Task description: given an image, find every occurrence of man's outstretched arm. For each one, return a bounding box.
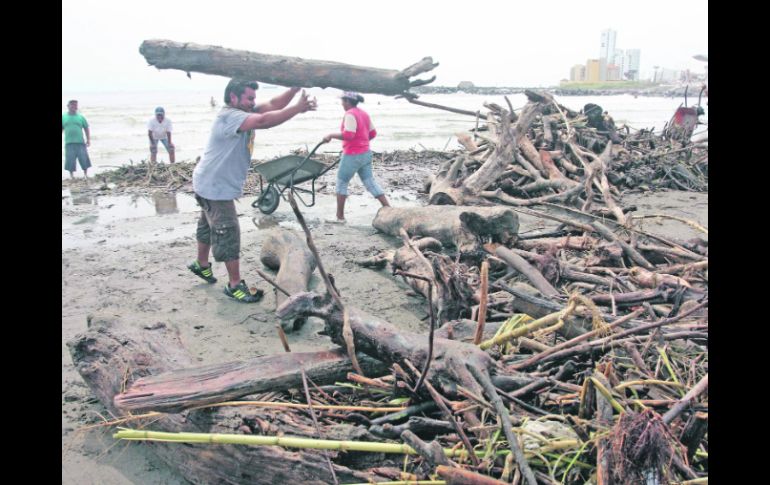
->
[254,87,302,113]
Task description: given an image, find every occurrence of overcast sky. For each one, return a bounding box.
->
[62,0,707,93]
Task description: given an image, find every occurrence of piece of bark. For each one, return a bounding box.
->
[594,373,614,485]
[519,136,546,175]
[437,465,508,484]
[115,349,386,413]
[494,246,560,298]
[539,149,570,180]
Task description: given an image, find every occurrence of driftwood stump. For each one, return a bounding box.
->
[261,228,317,331]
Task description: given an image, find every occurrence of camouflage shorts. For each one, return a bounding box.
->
[194,194,241,262]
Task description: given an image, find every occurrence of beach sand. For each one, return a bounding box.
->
[62,160,707,484]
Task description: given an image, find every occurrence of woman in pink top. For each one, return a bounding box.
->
[322,91,390,223]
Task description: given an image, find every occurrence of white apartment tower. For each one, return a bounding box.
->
[599,29,617,61]
[624,49,641,80]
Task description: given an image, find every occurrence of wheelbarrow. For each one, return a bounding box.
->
[251,141,339,214]
[664,85,706,143]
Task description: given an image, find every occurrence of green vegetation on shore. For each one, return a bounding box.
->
[558,81,655,90]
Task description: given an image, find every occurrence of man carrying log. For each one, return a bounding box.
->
[188,79,317,302]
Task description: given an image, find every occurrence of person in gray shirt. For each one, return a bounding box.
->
[188,79,317,303]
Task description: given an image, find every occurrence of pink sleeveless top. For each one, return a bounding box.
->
[340,107,377,155]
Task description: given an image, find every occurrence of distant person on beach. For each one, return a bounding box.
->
[210,96,217,107]
[147,107,175,163]
[322,91,390,224]
[62,99,92,179]
[188,79,317,303]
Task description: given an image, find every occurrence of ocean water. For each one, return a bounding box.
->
[61,88,708,180]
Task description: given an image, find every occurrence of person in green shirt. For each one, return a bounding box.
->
[62,99,92,179]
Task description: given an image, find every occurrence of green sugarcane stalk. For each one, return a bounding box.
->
[115,428,421,455]
[114,428,580,459]
[589,377,627,414]
[480,301,576,350]
[657,346,686,397]
[615,379,685,391]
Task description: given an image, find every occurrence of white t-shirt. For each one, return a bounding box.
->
[147,117,173,141]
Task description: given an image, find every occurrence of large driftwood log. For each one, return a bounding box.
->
[261,228,317,331]
[276,293,499,398]
[139,40,438,95]
[67,314,375,484]
[115,349,386,414]
[373,206,519,253]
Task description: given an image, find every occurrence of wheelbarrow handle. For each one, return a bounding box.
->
[308,139,327,158]
[289,139,331,187]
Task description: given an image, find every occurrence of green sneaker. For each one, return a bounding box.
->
[224,280,264,303]
[188,260,217,284]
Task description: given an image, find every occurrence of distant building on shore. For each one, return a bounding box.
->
[606,64,621,81]
[570,64,586,82]
[624,49,641,80]
[586,59,602,83]
[599,29,617,62]
[567,29,642,83]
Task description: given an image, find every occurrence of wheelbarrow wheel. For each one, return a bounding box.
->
[256,185,280,214]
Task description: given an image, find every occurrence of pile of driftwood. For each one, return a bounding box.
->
[90,149,452,198]
[93,159,197,191]
[68,44,707,483]
[69,186,707,484]
[413,90,706,217]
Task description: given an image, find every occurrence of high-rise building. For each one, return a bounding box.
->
[570,64,586,82]
[599,29,617,61]
[598,58,608,82]
[613,49,625,74]
[586,59,601,83]
[624,49,641,80]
